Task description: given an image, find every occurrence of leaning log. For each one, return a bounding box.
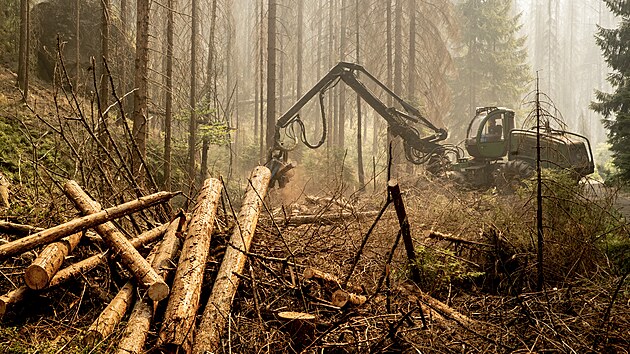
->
[82,281,135,347]
[0,188,176,260]
[64,180,169,301]
[116,215,185,354]
[25,231,83,289]
[157,178,223,352]
[192,167,271,354]
[388,179,421,284]
[0,226,166,317]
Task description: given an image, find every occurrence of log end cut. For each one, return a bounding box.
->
[147,281,170,302]
[25,265,49,290]
[331,290,366,308]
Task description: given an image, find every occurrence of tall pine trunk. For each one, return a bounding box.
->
[355,0,364,186]
[265,0,277,152]
[18,0,29,99]
[132,0,150,182]
[187,0,199,196]
[201,0,218,181]
[163,0,175,191]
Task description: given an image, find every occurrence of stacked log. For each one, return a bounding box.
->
[116,215,186,354]
[0,189,176,260]
[24,231,83,290]
[157,178,223,352]
[64,180,170,301]
[192,166,271,354]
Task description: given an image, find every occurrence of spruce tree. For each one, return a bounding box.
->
[591,1,630,181]
[451,0,530,139]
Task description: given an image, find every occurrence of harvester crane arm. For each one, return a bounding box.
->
[267,62,451,187]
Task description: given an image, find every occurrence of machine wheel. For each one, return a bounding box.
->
[494,160,534,193]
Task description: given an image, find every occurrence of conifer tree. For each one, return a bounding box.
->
[591,0,630,180]
[451,0,530,139]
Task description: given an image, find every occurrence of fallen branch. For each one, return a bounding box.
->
[192,167,271,354]
[158,178,223,352]
[0,222,43,236]
[331,290,366,308]
[64,180,170,301]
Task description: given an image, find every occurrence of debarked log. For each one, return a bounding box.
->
[158,178,223,352]
[192,167,271,354]
[82,281,135,347]
[25,231,83,290]
[0,224,167,318]
[0,187,176,261]
[116,215,186,354]
[64,180,170,301]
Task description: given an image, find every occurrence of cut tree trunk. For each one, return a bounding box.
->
[331,289,366,308]
[25,231,83,290]
[158,178,223,352]
[0,187,176,261]
[64,180,169,301]
[0,226,166,316]
[116,215,186,354]
[83,281,135,347]
[277,311,316,349]
[192,167,271,354]
[388,179,421,284]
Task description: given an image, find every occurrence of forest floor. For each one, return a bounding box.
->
[0,65,629,353]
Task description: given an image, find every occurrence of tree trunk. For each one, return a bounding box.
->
[200,0,218,181]
[187,0,199,198]
[163,0,175,191]
[115,215,185,354]
[258,0,265,160]
[408,0,416,102]
[0,189,174,261]
[192,167,271,354]
[388,179,420,284]
[158,178,223,351]
[75,0,80,88]
[24,231,83,290]
[132,0,150,180]
[338,0,346,148]
[17,0,29,99]
[296,0,303,99]
[265,0,277,152]
[100,0,110,118]
[64,180,170,301]
[83,281,135,347]
[356,0,364,186]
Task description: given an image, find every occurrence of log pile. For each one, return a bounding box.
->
[2,170,590,354]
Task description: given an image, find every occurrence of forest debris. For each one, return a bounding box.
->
[0,186,176,260]
[158,178,223,352]
[24,231,83,290]
[64,180,170,301]
[388,179,421,284]
[331,289,367,308]
[427,230,493,248]
[116,215,186,354]
[306,195,354,212]
[82,281,135,347]
[193,166,271,354]
[277,210,382,226]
